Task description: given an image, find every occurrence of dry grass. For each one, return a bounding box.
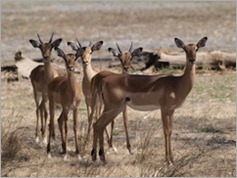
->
[1,70,235,176]
[1,71,236,176]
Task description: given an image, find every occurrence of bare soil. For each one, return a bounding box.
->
[1,1,236,177]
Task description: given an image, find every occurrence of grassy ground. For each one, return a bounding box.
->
[1,69,236,177]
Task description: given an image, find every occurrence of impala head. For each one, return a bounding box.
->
[67,39,103,65]
[108,42,143,72]
[29,33,62,61]
[174,37,208,64]
[55,47,81,73]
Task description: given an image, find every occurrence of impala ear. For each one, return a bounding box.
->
[55,47,65,59]
[29,39,41,48]
[131,47,143,57]
[51,38,62,49]
[75,47,84,58]
[197,37,208,49]
[91,41,103,52]
[67,41,79,51]
[108,48,119,57]
[174,38,185,49]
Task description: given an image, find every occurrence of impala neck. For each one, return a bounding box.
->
[180,61,196,94]
[83,61,95,81]
[67,71,77,93]
[44,60,56,83]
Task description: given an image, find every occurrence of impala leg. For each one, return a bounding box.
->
[91,122,98,162]
[47,94,54,157]
[58,112,66,154]
[64,110,69,160]
[122,106,132,154]
[42,97,48,144]
[85,95,98,147]
[105,127,111,147]
[98,128,106,163]
[96,106,124,163]
[39,101,44,137]
[168,110,174,163]
[52,110,56,141]
[85,103,96,148]
[47,121,52,157]
[96,104,111,149]
[48,93,56,140]
[161,109,174,165]
[35,106,40,143]
[73,108,80,157]
[33,89,40,143]
[108,120,114,148]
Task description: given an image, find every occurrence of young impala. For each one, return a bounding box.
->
[90,37,208,164]
[29,33,62,144]
[47,47,82,160]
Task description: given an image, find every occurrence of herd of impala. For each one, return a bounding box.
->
[28,33,207,165]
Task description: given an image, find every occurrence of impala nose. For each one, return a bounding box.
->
[83,61,88,65]
[123,66,129,71]
[189,59,195,64]
[44,56,50,60]
[68,67,74,72]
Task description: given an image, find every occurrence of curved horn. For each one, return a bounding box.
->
[129,41,133,53]
[48,32,54,43]
[37,33,43,44]
[116,43,122,54]
[76,37,82,48]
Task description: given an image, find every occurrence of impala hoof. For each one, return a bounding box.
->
[107,146,117,154]
[99,149,107,164]
[77,154,82,160]
[128,149,134,155]
[63,154,68,161]
[47,153,51,159]
[113,146,118,153]
[35,137,39,143]
[42,137,48,145]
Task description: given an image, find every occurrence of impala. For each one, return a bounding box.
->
[29,33,62,144]
[90,37,208,164]
[47,47,82,160]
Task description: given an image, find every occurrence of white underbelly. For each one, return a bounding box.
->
[127,103,159,111]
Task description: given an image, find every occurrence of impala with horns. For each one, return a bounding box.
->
[90,37,208,164]
[47,47,82,160]
[29,33,62,144]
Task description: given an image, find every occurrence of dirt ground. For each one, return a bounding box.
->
[1,1,236,177]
